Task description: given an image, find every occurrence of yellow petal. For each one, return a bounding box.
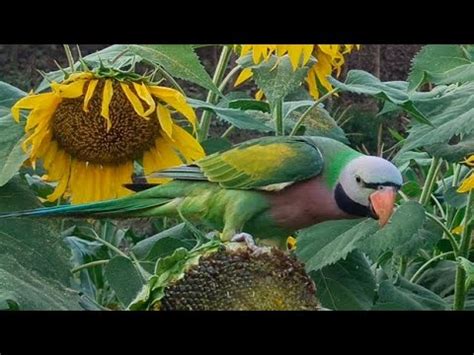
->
[116,163,134,198]
[287,236,297,250]
[63,72,94,84]
[83,79,98,112]
[276,45,289,57]
[133,82,156,116]
[148,86,196,128]
[255,89,264,101]
[287,46,303,71]
[101,80,114,131]
[154,137,184,167]
[462,155,474,166]
[47,166,70,202]
[120,82,148,119]
[301,45,314,65]
[314,53,335,93]
[458,173,474,193]
[157,103,174,139]
[167,125,205,162]
[305,67,320,99]
[11,93,60,122]
[240,45,253,57]
[234,68,253,87]
[51,79,87,98]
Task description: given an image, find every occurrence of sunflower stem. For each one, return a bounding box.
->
[289,89,337,136]
[221,125,235,138]
[453,189,474,310]
[273,99,284,136]
[63,44,76,73]
[419,157,442,207]
[154,65,185,95]
[198,45,232,142]
[71,259,110,273]
[410,251,455,283]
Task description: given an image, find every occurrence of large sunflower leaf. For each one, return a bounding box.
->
[310,250,376,310]
[408,45,474,91]
[373,276,448,310]
[0,82,28,187]
[128,45,220,95]
[0,177,81,309]
[329,70,431,125]
[397,82,474,161]
[296,218,378,272]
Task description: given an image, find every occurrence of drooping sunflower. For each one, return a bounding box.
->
[234,44,359,99]
[12,71,205,204]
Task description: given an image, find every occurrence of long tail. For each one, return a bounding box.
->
[0,185,175,220]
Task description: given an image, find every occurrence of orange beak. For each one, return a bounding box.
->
[369,187,397,227]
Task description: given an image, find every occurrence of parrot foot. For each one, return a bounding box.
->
[230,233,266,256]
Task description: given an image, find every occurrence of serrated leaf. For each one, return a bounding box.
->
[296,218,379,272]
[458,257,474,291]
[0,177,81,309]
[330,70,431,125]
[397,82,474,160]
[129,45,220,95]
[359,201,427,260]
[252,55,308,105]
[417,260,457,298]
[0,82,28,187]
[373,276,447,310]
[310,250,376,310]
[104,256,144,308]
[408,45,474,91]
[188,98,272,132]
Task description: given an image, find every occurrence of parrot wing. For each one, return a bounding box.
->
[151,136,324,190]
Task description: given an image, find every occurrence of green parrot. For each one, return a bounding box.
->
[0,136,403,248]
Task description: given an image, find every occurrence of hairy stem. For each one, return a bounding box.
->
[71,259,109,273]
[419,157,442,206]
[273,98,284,136]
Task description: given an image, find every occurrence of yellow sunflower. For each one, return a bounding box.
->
[457,154,474,193]
[12,71,205,204]
[235,44,359,99]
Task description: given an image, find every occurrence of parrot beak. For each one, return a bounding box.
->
[369,187,397,227]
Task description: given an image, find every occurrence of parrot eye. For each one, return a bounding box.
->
[355,176,362,184]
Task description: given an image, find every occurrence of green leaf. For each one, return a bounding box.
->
[188,98,272,132]
[287,104,349,143]
[444,186,468,208]
[458,257,474,291]
[401,181,422,198]
[408,45,474,91]
[296,219,379,272]
[397,82,474,160]
[131,223,197,261]
[0,292,20,310]
[0,177,81,309]
[104,256,144,308]
[373,276,447,310]
[310,250,376,310]
[0,82,28,187]
[201,138,233,155]
[227,99,270,113]
[417,260,457,298]
[359,201,427,260]
[424,134,474,163]
[329,70,431,125]
[128,45,220,95]
[251,55,308,105]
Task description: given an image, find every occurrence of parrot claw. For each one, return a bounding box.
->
[230,233,266,256]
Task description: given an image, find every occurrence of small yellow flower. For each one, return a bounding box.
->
[235,44,359,99]
[452,225,464,235]
[287,236,297,250]
[12,71,204,204]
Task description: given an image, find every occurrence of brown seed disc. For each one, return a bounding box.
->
[52,80,161,165]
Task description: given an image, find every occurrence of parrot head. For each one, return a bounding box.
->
[335,156,403,226]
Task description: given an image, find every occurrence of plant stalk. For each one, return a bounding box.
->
[198,45,232,142]
[453,189,474,310]
[419,157,442,206]
[273,99,284,136]
[71,259,109,273]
